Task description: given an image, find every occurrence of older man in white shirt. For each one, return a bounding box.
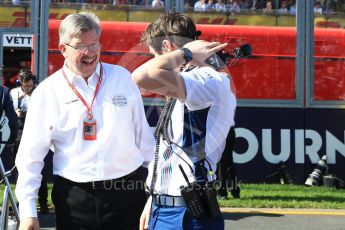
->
[15,12,155,230]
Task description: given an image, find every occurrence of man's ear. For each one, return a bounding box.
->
[162,39,175,53]
[59,44,67,57]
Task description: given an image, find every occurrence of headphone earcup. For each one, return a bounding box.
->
[16,79,21,87]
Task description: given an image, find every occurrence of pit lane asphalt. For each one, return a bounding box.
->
[36,208,345,230]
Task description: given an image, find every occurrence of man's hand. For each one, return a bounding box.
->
[183,40,228,66]
[19,217,40,230]
[15,108,21,118]
[15,108,26,118]
[139,196,152,230]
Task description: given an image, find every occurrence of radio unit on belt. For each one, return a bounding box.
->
[178,164,222,219]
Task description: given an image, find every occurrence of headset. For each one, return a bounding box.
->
[15,69,38,88]
[205,44,252,69]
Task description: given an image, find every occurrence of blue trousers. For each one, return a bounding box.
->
[149,204,224,230]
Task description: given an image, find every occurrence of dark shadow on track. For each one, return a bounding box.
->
[223,212,283,221]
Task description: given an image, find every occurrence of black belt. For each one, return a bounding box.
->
[152,195,186,207]
[57,166,141,190]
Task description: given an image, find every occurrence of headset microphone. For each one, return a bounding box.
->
[205,44,252,69]
[233,44,252,59]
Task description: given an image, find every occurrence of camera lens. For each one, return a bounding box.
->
[305,155,328,186]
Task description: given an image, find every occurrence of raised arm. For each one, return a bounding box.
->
[132,40,227,100]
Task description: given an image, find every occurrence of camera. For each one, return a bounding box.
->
[305,155,328,186]
[265,161,294,184]
[323,174,345,189]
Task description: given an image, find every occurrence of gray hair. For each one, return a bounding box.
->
[59,12,101,45]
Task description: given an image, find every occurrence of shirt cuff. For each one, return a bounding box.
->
[19,200,38,220]
[179,73,190,104]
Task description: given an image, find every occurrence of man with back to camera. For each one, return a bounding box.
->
[132,11,236,229]
[0,84,18,189]
[0,84,18,148]
[15,12,155,230]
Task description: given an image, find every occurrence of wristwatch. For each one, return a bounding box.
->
[180,47,193,65]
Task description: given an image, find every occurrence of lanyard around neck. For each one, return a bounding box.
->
[62,63,103,120]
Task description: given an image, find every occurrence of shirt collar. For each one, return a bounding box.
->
[62,62,102,85]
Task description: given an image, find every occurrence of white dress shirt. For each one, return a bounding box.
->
[15,62,155,219]
[194,1,207,12]
[147,67,236,195]
[10,86,31,112]
[152,0,164,8]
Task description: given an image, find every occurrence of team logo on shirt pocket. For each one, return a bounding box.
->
[111,94,128,106]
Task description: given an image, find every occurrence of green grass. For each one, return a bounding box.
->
[219,183,345,209]
[1,183,344,210]
[0,184,53,207]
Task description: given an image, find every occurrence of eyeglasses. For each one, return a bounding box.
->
[65,42,100,53]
